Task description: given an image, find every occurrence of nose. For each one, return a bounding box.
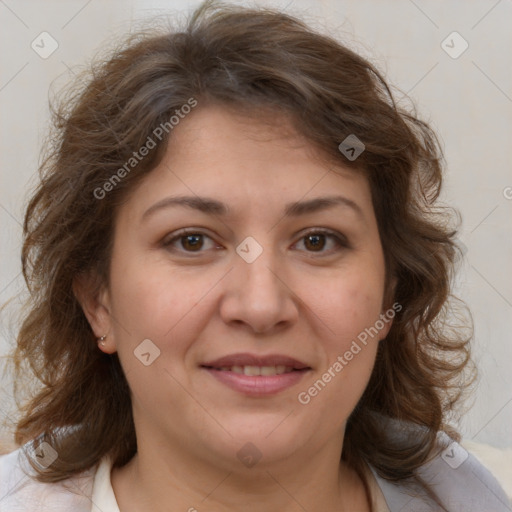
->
[219,246,299,335]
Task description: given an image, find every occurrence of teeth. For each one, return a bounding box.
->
[260,366,277,376]
[244,365,260,376]
[216,365,294,375]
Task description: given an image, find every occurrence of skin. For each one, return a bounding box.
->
[76,104,393,512]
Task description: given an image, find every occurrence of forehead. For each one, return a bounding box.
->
[117,104,374,223]
[168,104,310,163]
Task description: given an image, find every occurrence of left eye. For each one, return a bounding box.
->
[292,230,347,254]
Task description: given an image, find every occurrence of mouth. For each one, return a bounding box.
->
[200,353,311,396]
[204,365,303,376]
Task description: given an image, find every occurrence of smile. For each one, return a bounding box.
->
[211,365,297,376]
[200,353,311,396]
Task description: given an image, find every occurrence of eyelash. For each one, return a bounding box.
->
[162,228,350,256]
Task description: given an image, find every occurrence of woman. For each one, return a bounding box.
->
[0,1,509,511]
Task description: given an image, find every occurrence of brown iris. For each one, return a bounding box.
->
[303,233,326,251]
[181,234,204,251]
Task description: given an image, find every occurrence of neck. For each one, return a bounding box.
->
[111,433,370,512]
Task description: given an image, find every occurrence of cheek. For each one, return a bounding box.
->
[311,272,386,346]
[304,271,385,408]
[110,271,181,336]
[108,240,195,333]
[108,252,222,369]
[299,285,383,423]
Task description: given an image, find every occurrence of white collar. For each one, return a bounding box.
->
[90,457,120,512]
[88,455,390,512]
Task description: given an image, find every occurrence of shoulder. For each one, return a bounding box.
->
[0,445,96,512]
[369,430,512,512]
[460,438,512,500]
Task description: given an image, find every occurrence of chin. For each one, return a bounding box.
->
[206,416,309,466]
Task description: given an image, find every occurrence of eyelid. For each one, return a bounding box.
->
[292,228,350,253]
[162,227,350,255]
[161,228,221,252]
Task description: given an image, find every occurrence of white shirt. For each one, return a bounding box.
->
[92,457,391,511]
[3,434,511,511]
[0,447,391,511]
[90,457,120,512]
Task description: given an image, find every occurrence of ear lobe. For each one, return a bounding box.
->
[72,271,112,341]
[380,276,399,341]
[383,274,398,311]
[378,312,394,341]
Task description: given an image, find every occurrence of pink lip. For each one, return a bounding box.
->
[202,353,309,369]
[204,368,309,396]
[200,352,311,397]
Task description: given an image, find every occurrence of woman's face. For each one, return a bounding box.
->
[90,105,392,469]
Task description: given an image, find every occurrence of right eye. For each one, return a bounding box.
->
[162,229,222,254]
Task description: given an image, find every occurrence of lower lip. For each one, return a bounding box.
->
[202,367,309,396]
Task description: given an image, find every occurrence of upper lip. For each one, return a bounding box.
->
[201,353,311,370]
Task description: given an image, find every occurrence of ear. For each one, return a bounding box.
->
[379,275,399,340]
[73,271,117,354]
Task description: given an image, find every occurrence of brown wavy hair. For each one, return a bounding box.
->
[5,0,474,506]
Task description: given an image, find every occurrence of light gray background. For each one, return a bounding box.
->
[1,0,511,449]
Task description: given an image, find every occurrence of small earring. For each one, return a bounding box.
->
[98,335,107,347]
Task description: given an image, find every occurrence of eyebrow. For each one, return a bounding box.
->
[141,194,364,221]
